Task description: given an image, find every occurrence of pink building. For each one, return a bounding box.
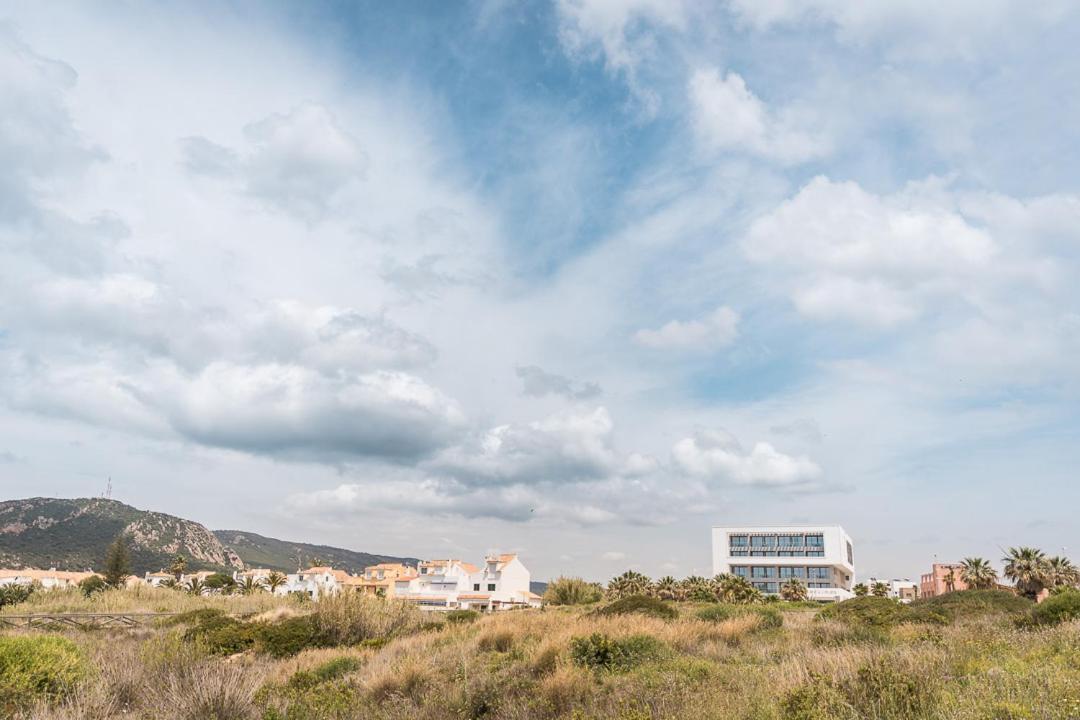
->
[919,563,968,598]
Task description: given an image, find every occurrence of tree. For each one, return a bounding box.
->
[606,570,652,599]
[169,555,187,581]
[544,576,604,605]
[103,534,132,588]
[944,569,956,593]
[679,576,715,602]
[871,581,889,598]
[1003,547,1050,600]
[780,578,808,602]
[78,575,108,598]
[959,557,998,590]
[0,584,34,608]
[853,583,869,597]
[185,577,206,596]
[160,577,180,590]
[654,576,680,601]
[203,572,237,595]
[713,574,760,604]
[1046,556,1080,589]
[265,571,288,594]
[237,576,264,595]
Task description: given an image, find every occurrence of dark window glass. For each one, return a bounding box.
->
[487,584,496,591]
[473,584,480,591]
[730,535,749,546]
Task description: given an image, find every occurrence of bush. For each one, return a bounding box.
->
[0,583,35,608]
[77,575,108,598]
[570,633,667,672]
[750,606,783,630]
[695,605,734,623]
[818,596,910,627]
[911,590,1031,623]
[1028,589,1080,627]
[312,593,422,646]
[256,615,324,658]
[183,614,257,655]
[287,656,363,691]
[0,635,88,711]
[594,594,677,620]
[446,609,480,624]
[544,576,604,605]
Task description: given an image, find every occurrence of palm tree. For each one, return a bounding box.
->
[265,571,288,594]
[713,574,759,604]
[943,570,956,593]
[1003,547,1050,600]
[853,583,868,597]
[654,576,680,601]
[185,578,206,596]
[1046,556,1080,589]
[871,581,889,598]
[780,578,808,602]
[959,557,998,590]
[160,577,180,590]
[606,570,652,599]
[169,555,187,582]
[679,576,714,602]
[237,576,264,595]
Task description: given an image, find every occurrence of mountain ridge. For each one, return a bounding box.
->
[0,497,416,575]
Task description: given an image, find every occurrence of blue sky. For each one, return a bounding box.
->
[1,0,1079,581]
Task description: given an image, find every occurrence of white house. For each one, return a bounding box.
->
[864,577,919,603]
[0,568,97,590]
[396,555,541,611]
[713,525,856,602]
[282,566,349,599]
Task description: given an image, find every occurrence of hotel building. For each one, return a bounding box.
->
[712,525,855,602]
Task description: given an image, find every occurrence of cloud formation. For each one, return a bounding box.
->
[633,307,739,349]
[516,365,601,400]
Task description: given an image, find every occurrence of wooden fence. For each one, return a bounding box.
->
[0,612,179,629]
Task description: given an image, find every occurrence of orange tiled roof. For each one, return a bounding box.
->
[459,563,480,574]
[0,569,97,582]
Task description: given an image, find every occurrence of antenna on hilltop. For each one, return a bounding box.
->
[103,477,112,500]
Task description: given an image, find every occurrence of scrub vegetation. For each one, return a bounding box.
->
[3,587,1080,719]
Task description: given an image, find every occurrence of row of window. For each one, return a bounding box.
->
[751,581,834,593]
[729,533,825,548]
[473,583,497,591]
[733,566,833,580]
[730,550,826,557]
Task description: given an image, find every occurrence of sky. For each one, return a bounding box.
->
[1,0,1079,583]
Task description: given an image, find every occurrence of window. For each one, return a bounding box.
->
[731,550,748,556]
[473,583,480,591]
[764,535,777,546]
[808,567,830,579]
[847,542,854,565]
[487,584,496,591]
[806,534,824,547]
[778,535,792,546]
[808,550,824,557]
[751,535,766,547]
[730,534,749,546]
[753,582,778,593]
[751,566,775,579]
[778,551,792,556]
[790,534,804,545]
[733,566,749,578]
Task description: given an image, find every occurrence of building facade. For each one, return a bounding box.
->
[395,554,542,611]
[864,577,919,603]
[920,563,968,598]
[712,525,855,602]
[0,568,97,590]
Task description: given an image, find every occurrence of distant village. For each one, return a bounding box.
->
[0,554,543,612]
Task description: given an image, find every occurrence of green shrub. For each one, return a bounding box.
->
[162,607,225,627]
[312,593,422,646]
[570,633,667,672]
[544,576,604,605]
[446,609,481,624]
[287,656,363,691]
[695,605,734,623]
[1028,589,1080,627]
[182,614,257,655]
[594,594,677,620]
[0,635,88,711]
[256,615,324,658]
[0,583,35,608]
[843,657,939,718]
[77,575,108,598]
[910,590,1031,623]
[818,596,910,627]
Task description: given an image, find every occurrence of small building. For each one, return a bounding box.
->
[395,554,541,611]
[355,563,415,598]
[712,525,856,602]
[864,577,919,603]
[0,568,98,590]
[920,563,968,598]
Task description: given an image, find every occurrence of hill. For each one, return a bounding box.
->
[0,497,415,576]
[213,529,418,575]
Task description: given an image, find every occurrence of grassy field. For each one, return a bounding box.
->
[2,589,1080,719]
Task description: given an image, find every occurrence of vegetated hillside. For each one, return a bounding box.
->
[212,530,418,575]
[0,497,242,574]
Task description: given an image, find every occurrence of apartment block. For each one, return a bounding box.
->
[395,554,541,611]
[920,563,968,598]
[712,525,855,602]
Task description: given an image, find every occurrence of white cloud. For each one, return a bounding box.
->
[743,176,997,326]
[689,68,828,163]
[672,429,823,487]
[634,306,739,349]
[515,365,601,400]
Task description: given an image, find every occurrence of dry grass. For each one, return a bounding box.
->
[6,593,1080,720]
[0,584,295,616]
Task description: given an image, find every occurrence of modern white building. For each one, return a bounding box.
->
[395,554,542,611]
[864,577,919,603]
[712,525,855,602]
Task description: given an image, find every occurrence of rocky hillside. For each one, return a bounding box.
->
[0,497,241,573]
[0,497,415,576]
